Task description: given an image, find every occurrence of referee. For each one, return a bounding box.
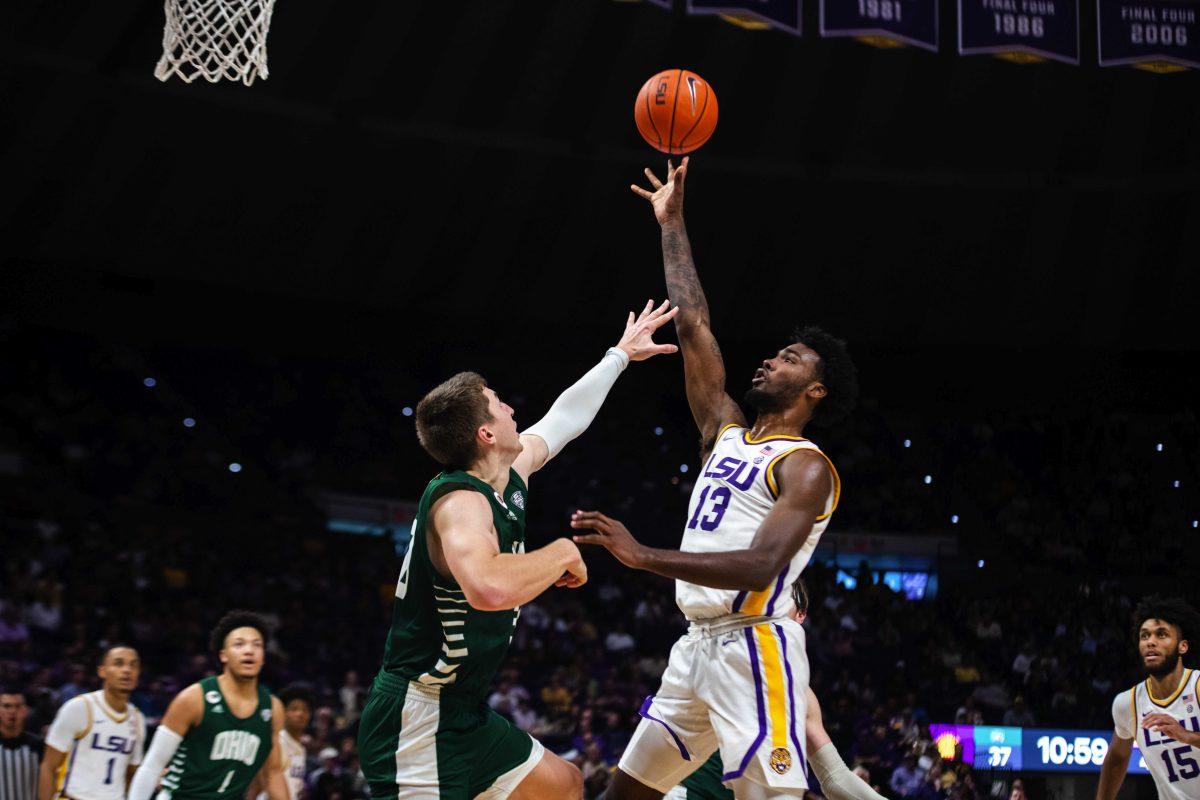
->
[1,689,40,800]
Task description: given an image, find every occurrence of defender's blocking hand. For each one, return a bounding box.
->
[616,299,679,362]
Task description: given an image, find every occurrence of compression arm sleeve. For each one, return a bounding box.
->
[128,727,184,800]
[812,743,888,800]
[521,347,629,460]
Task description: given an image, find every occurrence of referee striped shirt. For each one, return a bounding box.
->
[0,733,41,800]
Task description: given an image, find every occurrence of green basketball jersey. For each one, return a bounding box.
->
[157,676,273,800]
[378,469,528,703]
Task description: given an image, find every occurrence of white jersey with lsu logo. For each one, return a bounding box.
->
[256,729,306,800]
[618,425,840,797]
[1114,669,1200,800]
[44,691,146,800]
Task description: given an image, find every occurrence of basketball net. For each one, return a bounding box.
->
[154,0,276,86]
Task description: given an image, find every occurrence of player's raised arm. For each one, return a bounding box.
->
[572,449,830,590]
[633,157,746,448]
[513,300,678,482]
[433,490,587,610]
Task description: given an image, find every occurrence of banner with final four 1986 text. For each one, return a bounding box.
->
[958,0,1080,63]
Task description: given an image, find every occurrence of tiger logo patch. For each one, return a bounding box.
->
[770,747,792,774]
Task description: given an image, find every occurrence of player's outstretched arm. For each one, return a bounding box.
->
[513,300,678,482]
[806,690,888,800]
[128,685,203,800]
[632,158,746,448]
[1095,733,1132,800]
[435,491,586,610]
[572,450,830,590]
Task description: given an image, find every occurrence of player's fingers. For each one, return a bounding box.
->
[644,168,663,190]
[572,534,608,547]
[647,305,680,329]
[631,185,654,200]
[666,159,674,179]
[653,344,680,355]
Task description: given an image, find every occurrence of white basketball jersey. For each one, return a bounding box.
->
[45,692,145,800]
[675,424,840,622]
[1114,669,1200,800]
[279,730,306,800]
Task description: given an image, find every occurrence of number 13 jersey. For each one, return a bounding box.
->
[675,424,840,622]
[1114,669,1200,800]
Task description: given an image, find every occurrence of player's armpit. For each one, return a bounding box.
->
[512,433,549,482]
[744,451,832,584]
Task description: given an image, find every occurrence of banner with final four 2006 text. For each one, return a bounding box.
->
[1098,0,1200,72]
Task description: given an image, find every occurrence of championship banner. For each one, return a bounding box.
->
[1097,1,1200,72]
[688,0,804,33]
[819,0,939,51]
[957,0,1080,63]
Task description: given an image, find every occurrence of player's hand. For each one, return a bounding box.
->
[1142,713,1195,743]
[570,510,647,570]
[553,539,588,589]
[631,157,688,226]
[616,299,679,362]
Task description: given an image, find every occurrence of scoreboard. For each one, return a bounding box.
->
[928,724,1152,775]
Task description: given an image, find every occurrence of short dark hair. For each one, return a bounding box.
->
[792,326,858,427]
[1133,595,1200,649]
[100,645,139,666]
[415,372,493,469]
[209,611,270,655]
[791,577,809,615]
[279,684,314,710]
[0,688,28,703]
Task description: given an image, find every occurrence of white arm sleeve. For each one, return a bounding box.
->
[128,726,184,800]
[812,743,888,800]
[45,698,89,753]
[520,347,629,461]
[1113,690,1135,739]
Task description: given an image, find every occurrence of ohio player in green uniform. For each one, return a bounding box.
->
[129,613,287,800]
[358,301,679,800]
[667,580,887,800]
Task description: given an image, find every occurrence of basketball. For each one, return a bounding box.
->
[634,69,718,155]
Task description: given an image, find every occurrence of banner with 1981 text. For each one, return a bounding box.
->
[820,0,939,51]
[688,0,804,33]
[1098,1,1200,71]
[958,0,1080,63]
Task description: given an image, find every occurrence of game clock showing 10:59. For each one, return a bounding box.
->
[930,725,1152,775]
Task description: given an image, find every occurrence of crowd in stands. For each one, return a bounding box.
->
[2,325,1198,799]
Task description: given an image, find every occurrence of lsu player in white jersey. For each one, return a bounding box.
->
[251,686,311,800]
[1098,596,1200,800]
[38,647,146,800]
[572,157,857,800]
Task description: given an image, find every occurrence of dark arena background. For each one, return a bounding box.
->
[3,1,1200,799]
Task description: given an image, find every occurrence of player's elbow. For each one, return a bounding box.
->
[461,579,515,613]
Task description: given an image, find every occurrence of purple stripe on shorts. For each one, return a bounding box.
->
[638,695,691,761]
[763,570,788,617]
[722,628,767,781]
[775,623,807,775]
[732,590,747,612]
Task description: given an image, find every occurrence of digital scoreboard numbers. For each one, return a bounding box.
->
[957,0,1080,63]
[1098,1,1200,72]
[819,0,940,50]
[688,0,804,33]
[929,725,1150,775]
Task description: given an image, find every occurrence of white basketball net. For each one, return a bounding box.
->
[154,0,277,86]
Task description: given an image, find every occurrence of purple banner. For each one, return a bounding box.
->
[688,0,804,33]
[820,0,939,51]
[1098,1,1200,71]
[958,0,1080,64]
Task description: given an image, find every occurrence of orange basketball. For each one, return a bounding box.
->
[634,69,718,155]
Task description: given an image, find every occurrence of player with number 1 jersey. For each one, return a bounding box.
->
[127,612,288,800]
